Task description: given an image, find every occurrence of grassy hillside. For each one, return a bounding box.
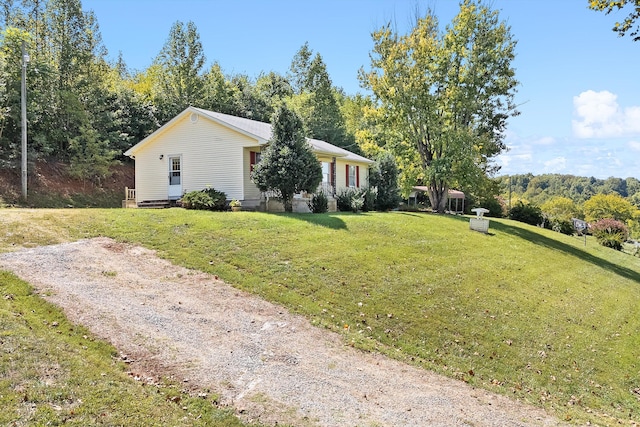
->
[1,208,639,425]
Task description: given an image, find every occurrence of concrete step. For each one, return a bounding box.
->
[137,200,170,209]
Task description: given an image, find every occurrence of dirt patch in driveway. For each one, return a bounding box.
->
[0,238,565,426]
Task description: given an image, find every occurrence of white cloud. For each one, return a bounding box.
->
[532,136,555,145]
[497,130,638,179]
[571,90,640,138]
[543,157,566,173]
[498,153,532,167]
[625,106,640,129]
[577,145,604,155]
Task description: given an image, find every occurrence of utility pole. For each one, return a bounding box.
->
[508,175,512,211]
[21,41,29,200]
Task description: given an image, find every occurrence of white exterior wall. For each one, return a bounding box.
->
[334,158,369,194]
[133,114,261,203]
[243,148,262,200]
[314,155,370,195]
[133,134,178,203]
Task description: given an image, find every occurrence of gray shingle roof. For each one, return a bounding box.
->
[193,107,373,164]
[194,108,273,142]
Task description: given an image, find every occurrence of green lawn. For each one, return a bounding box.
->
[1,208,640,425]
[0,271,253,427]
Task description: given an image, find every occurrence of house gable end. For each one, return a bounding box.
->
[124,107,267,158]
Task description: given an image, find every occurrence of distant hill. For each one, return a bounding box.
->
[0,159,134,208]
[497,173,640,207]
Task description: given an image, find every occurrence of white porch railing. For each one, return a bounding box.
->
[317,182,334,196]
[261,184,334,201]
[262,190,280,199]
[125,187,136,201]
[123,187,137,208]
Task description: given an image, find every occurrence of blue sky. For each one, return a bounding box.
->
[83,0,640,180]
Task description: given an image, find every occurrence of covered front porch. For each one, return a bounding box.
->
[122,182,339,212]
[257,183,337,213]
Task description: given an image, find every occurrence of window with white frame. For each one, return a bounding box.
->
[322,162,330,184]
[348,165,357,187]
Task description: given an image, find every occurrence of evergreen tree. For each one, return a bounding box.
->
[251,105,322,212]
[369,151,401,210]
[288,43,350,148]
[153,20,206,121]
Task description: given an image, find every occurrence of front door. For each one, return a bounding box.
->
[168,156,182,200]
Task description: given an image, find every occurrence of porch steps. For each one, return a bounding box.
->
[137,200,171,209]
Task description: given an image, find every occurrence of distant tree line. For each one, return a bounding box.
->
[498,174,640,208]
[498,173,640,246]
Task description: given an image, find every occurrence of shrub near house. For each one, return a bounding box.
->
[308,191,329,213]
[181,188,227,211]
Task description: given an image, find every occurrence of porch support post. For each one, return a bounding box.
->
[331,157,337,196]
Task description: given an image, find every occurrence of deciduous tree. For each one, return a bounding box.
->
[583,193,637,223]
[228,73,271,122]
[589,0,640,41]
[541,196,581,234]
[0,27,31,165]
[360,0,518,212]
[541,197,581,222]
[68,124,117,184]
[202,62,235,114]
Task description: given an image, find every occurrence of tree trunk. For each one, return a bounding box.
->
[282,194,293,213]
[427,181,448,213]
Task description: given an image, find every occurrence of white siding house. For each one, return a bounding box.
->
[123,107,374,211]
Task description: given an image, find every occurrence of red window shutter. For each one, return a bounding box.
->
[356,166,360,188]
[250,151,256,172]
[345,164,349,186]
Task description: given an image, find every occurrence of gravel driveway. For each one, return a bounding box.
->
[0,238,564,426]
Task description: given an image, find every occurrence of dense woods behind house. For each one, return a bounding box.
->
[0,0,356,185]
